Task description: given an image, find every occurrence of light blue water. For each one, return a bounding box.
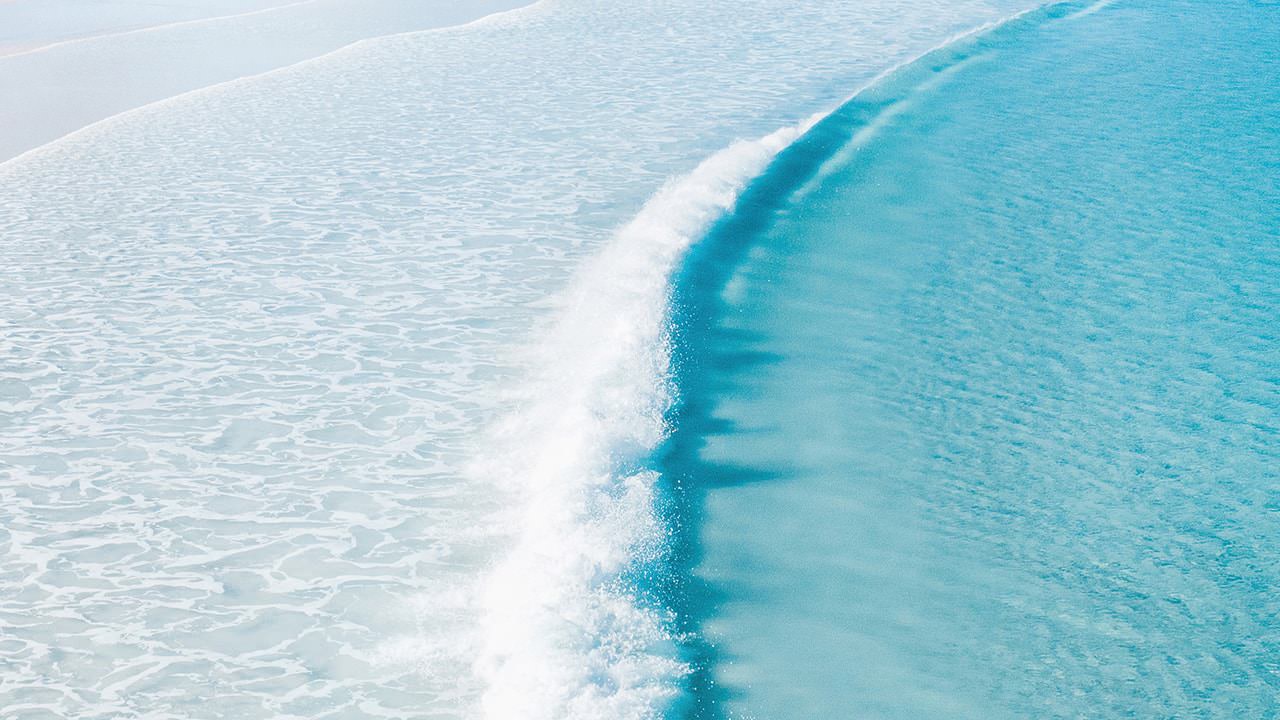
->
[663,0,1280,717]
[1,1,1043,717]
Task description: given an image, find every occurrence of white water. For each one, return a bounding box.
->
[473,125,814,719]
[1064,0,1115,20]
[0,0,1034,716]
[470,11,1063,713]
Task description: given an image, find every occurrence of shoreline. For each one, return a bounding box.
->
[0,0,533,163]
[0,0,1053,715]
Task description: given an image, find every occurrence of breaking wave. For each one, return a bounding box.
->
[468,8,1050,717]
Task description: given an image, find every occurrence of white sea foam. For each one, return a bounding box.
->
[469,6,1055,716]
[0,0,1038,716]
[471,123,819,719]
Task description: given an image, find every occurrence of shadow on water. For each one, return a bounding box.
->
[651,83,929,720]
[643,7,1068,718]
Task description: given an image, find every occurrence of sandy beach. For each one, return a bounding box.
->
[0,0,528,162]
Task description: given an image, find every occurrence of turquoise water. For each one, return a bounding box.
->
[664,0,1280,717]
[3,1,1043,716]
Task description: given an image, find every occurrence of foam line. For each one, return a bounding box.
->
[0,0,545,173]
[471,122,814,720]
[470,5,1059,717]
[1064,0,1115,20]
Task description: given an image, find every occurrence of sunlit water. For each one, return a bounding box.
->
[665,0,1279,717]
[0,0,1040,718]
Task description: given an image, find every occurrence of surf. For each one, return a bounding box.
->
[0,0,1053,715]
[657,0,1280,716]
[468,5,1066,717]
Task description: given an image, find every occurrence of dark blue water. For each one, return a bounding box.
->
[662,0,1280,717]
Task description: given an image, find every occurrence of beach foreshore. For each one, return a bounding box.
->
[0,0,530,162]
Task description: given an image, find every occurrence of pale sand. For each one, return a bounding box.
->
[0,0,531,163]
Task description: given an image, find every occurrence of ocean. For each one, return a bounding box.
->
[666,0,1280,717]
[1,0,1276,718]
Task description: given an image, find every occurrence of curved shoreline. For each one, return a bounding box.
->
[0,0,319,60]
[465,4,1063,717]
[0,1,1059,715]
[0,0,539,165]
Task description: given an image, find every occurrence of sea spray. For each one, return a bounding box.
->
[471,125,812,719]
[0,0,1047,714]
[468,12,1062,715]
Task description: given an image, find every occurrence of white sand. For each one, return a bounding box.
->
[0,0,531,162]
[0,0,304,53]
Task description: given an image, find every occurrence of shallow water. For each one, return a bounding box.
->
[0,1,1035,717]
[667,0,1279,717]
[0,0,525,161]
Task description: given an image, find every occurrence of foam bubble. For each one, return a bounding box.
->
[471,124,811,720]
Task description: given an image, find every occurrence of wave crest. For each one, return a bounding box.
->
[472,124,812,719]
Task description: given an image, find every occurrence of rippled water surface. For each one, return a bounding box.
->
[668,0,1279,717]
[0,0,1038,717]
